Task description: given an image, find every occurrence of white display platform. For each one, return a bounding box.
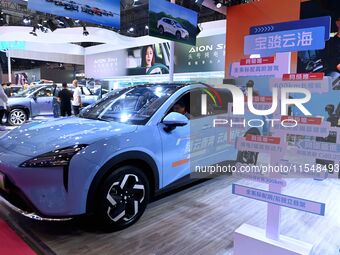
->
[234,224,313,255]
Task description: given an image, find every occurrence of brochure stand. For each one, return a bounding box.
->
[233,134,317,255]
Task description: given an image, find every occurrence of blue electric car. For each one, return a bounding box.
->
[0,83,259,231]
[7,84,99,126]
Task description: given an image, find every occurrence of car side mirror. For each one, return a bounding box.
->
[32,94,37,101]
[162,112,188,132]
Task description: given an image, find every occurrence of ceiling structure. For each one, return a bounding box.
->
[0,0,225,37]
[0,0,226,72]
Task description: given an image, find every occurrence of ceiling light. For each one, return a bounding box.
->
[23,17,31,25]
[145,25,149,30]
[38,19,43,27]
[216,2,222,8]
[128,27,134,32]
[83,26,89,36]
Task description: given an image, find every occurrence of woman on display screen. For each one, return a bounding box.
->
[141,45,163,75]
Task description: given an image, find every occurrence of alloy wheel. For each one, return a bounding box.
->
[9,109,27,126]
[106,174,145,223]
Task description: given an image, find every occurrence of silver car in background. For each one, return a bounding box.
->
[6,84,98,126]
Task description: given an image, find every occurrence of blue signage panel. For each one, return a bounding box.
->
[244,26,325,56]
[297,141,340,152]
[232,184,325,216]
[250,16,331,41]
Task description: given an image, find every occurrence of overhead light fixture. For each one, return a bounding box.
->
[145,25,149,30]
[46,19,57,32]
[23,16,31,25]
[83,26,89,36]
[30,26,37,36]
[216,1,222,8]
[37,19,43,27]
[128,27,134,33]
[41,26,49,33]
[56,17,66,27]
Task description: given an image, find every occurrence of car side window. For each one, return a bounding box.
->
[36,87,54,97]
[166,92,191,120]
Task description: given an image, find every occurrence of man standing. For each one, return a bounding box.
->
[71,80,82,115]
[0,82,8,131]
[58,82,73,117]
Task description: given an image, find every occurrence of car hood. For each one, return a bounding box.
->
[0,117,137,157]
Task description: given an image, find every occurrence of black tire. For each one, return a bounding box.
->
[158,26,164,35]
[8,109,27,126]
[176,31,181,40]
[94,165,150,232]
[237,129,260,165]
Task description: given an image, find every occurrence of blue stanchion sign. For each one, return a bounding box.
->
[232,184,326,216]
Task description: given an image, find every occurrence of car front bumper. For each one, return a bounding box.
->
[0,147,96,219]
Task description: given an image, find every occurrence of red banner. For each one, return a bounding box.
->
[282,73,324,81]
[245,135,281,144]
[240,56,275,65]
[281,116,323,125]
[244,96,273,103]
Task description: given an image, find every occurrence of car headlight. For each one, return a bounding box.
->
[20,145,88,168]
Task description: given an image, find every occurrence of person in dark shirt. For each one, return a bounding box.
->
[325,16,340,77]
[173,101,191,119]
[57,82,73,117]
[2,83,11,97]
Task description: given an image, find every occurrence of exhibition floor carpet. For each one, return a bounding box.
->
[0,219,36,255]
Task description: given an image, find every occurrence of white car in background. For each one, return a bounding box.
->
[157,17,189,40]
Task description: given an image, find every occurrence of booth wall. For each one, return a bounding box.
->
[225,0,301,77]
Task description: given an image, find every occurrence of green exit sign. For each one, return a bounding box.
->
[0,41,26,50]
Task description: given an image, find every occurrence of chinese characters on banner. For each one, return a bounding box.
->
[244,26,325,56]
[230,52,291,78]
[269,75,331,93]
[232,184,325,216]
[295,141,340,161]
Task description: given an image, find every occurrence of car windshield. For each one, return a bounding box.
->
[79,84,181,125]
[12,86,41,97]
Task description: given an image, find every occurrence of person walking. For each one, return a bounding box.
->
[0,82,8,131]
[71,80,82,116]
[58,82,73,117]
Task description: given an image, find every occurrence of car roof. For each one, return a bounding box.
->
[130,82,199,89]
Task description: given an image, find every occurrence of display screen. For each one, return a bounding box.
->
[85,43,171,79]
[28,0,120,29]
[297,1,340,83]
[149,0,198,46]
[85,34,225,79]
